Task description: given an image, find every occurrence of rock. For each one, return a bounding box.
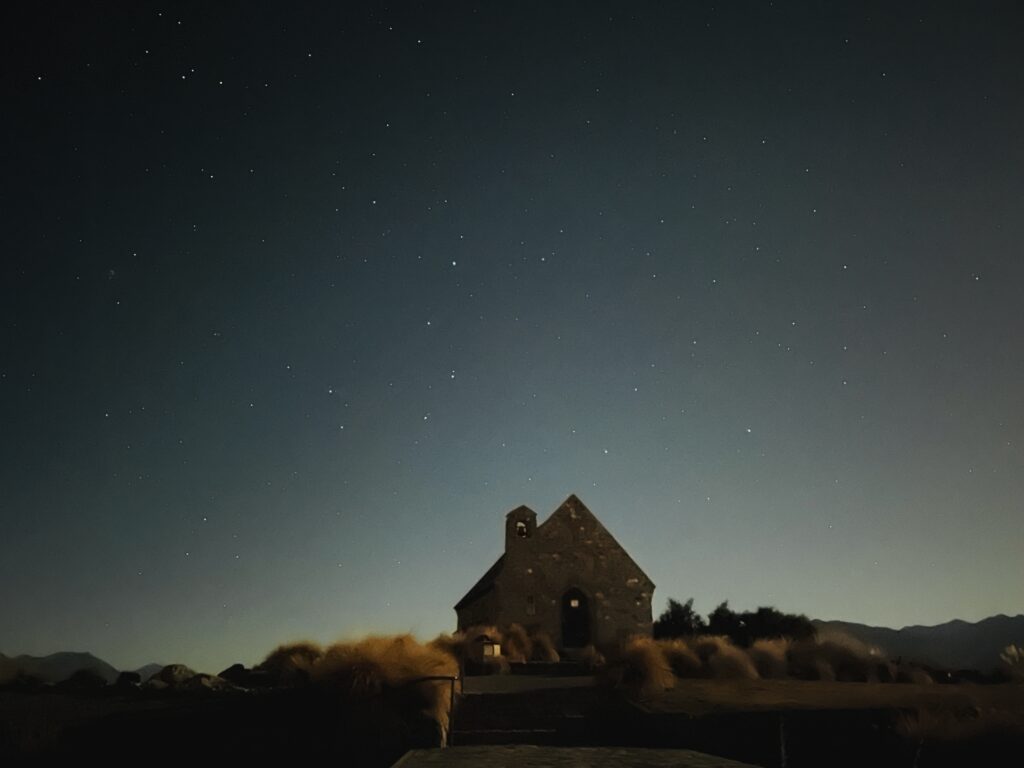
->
[218,663,249,684]
[156,664,196,686]
[115,671,141,688]
[57,668,108,691]
[185,673,233,691]
[217,663,273,688]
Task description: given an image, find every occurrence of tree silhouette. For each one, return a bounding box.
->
[653,598,707,639]
[654,597,816,646]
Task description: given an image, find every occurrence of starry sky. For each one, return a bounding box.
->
[3,1,1023,674]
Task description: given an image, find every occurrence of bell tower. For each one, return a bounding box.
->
[505,505,537,553]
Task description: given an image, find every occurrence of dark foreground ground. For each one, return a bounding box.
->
[2,679,1022,767]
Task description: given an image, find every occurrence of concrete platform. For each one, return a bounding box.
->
[393,745,761,767]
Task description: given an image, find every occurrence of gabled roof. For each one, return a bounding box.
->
[453,553,505,610]
[540,494,654,588]
[454,494,654,612]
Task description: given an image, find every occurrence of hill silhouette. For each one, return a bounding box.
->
[814,614,1024,672]
[0,652,120,684]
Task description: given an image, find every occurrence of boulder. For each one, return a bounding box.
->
[115,671,142,689]
[155,664,196,686]
[218,663,249,684]
[185,673,233,691]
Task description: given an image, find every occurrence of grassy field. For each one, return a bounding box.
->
[620,679,1024,766]
[640,678,1024,717]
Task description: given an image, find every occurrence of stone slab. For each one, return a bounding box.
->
[393,745,761,767]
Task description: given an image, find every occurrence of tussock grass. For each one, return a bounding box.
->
[749,638,790,679]
[786,639,837,680]
[702,638,760,680]
[611,627,947,698]
[439,625,502,665]
[502,624,532,663]
[530,631,560,662]
[1001,643,1024,680]
[258,635,459,741]
[687,634,759,678]
[619,636,675,698]
[660,639,702,679]
[259,640,323,686]
[426,633,461,661]
[688,634,729,663]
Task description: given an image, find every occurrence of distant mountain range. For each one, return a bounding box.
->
[814,614,1024,672]
[0,652,163,685]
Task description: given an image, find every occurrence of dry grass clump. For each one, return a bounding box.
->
[815,628,882,658]
[502,624,532,663]
[259,641,324,686]
[531,631,561,662]
[749,638,790,679]
[443,625,502,664]
[659,639,703,678]
[619,636,675,698]
[786,639,837,680]
[684,635,760,680]
[312,634,458,736]
[999,643,1024,680]
[426,633,461,661]
[258,634,459,740]
[816,641,875,682]
[706,641,760,680]
[688,634,730,664]
[785,634,901,683]
[809,630,900,682]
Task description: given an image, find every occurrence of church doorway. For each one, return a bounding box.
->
[560,587,591,648]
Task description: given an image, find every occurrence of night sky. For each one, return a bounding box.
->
[3,2,1022,674]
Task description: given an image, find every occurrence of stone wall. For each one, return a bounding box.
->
[496,496,653,649]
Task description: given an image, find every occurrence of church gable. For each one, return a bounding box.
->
[535,494,653,589]
[454,494,655,647]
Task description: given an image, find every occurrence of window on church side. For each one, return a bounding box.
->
[515,521,528,537]
[526,596,536,615]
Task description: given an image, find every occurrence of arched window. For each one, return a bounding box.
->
[515,520,528,538]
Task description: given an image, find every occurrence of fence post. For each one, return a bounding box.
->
[778,713,787,768]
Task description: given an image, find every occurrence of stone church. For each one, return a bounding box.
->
[454,494,654,650]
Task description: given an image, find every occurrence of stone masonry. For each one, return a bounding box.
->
[454,494,654,650]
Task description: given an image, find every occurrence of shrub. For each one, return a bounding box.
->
[653,598,706,639]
